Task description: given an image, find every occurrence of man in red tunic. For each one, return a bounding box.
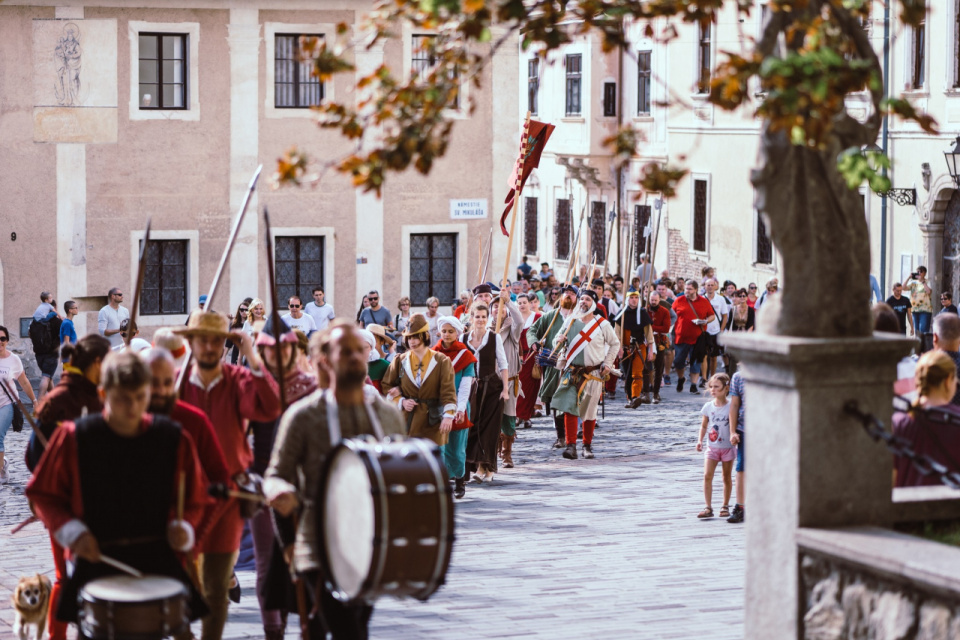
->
[175,311,281,640]
[26,351,209,631]
[142,347,231,550]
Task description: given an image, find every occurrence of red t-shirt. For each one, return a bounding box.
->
[672,295,716,345]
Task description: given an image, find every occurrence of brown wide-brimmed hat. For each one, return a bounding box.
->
[367,323,395,345]
[174,310,232,340]
[402,313,430,338]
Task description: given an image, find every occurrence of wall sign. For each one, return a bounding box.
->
[450,199,488,220]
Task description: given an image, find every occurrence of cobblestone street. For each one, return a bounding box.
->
[1,382,745,639]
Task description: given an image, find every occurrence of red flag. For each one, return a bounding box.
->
[501,120,555,236]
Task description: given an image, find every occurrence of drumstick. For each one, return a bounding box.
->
[11,515,39,534]
[207,483,267,503]
[100,555,144,578]
[177,471,185,522]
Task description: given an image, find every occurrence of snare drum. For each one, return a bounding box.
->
[317,436,455,603]
[79,575,188,640]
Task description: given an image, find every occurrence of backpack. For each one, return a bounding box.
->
[29,314,61,355]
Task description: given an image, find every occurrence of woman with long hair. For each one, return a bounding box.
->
[29,333,110,640]
[892,350,960,487]
[464,303,510,483]
[242,298,267,335]
[355,294,371,325]
[516,293,543,429]
[226,297,253,364]
[0,325,38,483]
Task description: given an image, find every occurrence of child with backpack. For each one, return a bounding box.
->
[696,373,734,518]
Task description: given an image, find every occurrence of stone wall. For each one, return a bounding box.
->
[666,228,710,283]
[801,551,960,640]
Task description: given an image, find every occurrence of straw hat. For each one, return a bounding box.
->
[174,311,232,340]
[367,324,395,345]
[402,313,430,338]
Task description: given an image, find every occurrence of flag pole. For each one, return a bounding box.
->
[564,203,587,285]
[476,232,484,283]
[648,201,664,288]
[496,111,532,334]
[602,210,616,277]
[620,217,636,347]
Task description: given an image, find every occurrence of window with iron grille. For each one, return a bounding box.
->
[528,58,539,115]
[275,34,325,108]
[756,212,773,264]
[634,204,652,257]
[524,197,538,255]
[555,199,572,259]
[565,54,582,116]
[140,240,187,315]
[590,202,607,262]
[275,236,324,309]
[603,82,617,117]
[410,233,457,305]
[138,33,187,109]
[412,34,459,109]
[911,19,925,90]
[955,4,960,87]
[693,179,708,252]
[638,51,652,115]
[697,22,711,94]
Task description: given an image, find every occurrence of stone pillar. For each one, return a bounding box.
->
[227,10,261,311]
[353,39,385,303]
[919,222,945,299]
[723,332,914,640]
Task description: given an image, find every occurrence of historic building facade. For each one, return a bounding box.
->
[0,0,519,345]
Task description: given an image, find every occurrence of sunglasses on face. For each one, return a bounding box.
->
[239,308,249,313]
[0,336,8,342]
[289,304,301,309]
[369,297,379,302]
[749,286,757,290]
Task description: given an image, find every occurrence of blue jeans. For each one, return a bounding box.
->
[673,342,702,375]
[913,311,932,335]
[0,403,13,453]
[735,429,745,473]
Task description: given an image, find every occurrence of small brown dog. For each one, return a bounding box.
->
[12,574,51,640]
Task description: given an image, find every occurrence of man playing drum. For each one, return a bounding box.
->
[526,285,579,449]
[614,291,655,408]
[551,290,620,460]
[265,322,406,640]
[26,351,209,633]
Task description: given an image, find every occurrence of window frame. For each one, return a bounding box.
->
[273,33,326,109]
[524,196,539,255]
[273,235,326,310]
[690,175,711,256]
[128,229,199,326]
[954,2,960,88]
[137,32,188,111]
[528,57,540,116]
[635,204,653,258]
[555,198,572,260]
[565,54,583,117]
[267,226,337,308]
[128,21,200,121]
[909,17,926,90]
[264,22,336,119]
[408,232,459,306]
[411,33,460,110]
[755,210,774,265]
[139,239,188,316]
[696,21,712,95]
[637,50,652,116]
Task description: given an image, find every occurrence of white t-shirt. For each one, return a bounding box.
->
[98,305,130,348]
[0,353,24,408]
[33,302,55,322]
[704,293,730,336]
[303,302,335,331]
[282,313,317,334]
[701,399,734,450]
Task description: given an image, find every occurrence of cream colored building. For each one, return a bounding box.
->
[0,0,519,355]
[522,2,960,299]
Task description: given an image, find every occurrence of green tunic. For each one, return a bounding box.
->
[526,308,568,403]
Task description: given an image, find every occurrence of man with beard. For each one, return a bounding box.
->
[614,291,655,408]
[551,290,620,459]
[175,311,281,640]
[527,285,580,448]
[142,348,231,550]
[265,322,406,640]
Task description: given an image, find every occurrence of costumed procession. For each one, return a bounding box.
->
[2,116,759,640]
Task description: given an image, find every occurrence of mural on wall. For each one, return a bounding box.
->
[33,18,117,143]
[54,23,83,106]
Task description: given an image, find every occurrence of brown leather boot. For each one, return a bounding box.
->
[497,433,504,459]
[503,435,516,468]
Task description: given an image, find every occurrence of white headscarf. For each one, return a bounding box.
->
[357,329,380,362]
[436,315,464,334]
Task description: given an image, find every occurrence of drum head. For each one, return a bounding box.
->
[323,447,375,599]
[82,575,185,602]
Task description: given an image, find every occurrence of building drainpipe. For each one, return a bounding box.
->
[616,19,626,274]
[880,0,891,294]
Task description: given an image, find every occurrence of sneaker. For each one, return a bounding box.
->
[652,394,661,404]
[582,444,595,459]
[690,383,699,394]
[676,377,686,393]
[727,505,745,523]
[663,375,672,386]
[562,443,578,459]
[699,379,707,389]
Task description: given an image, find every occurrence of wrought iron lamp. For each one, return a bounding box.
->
[944,135,960,187]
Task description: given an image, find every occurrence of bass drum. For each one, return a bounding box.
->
[79,575,188,640]
[317,435,455,603]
